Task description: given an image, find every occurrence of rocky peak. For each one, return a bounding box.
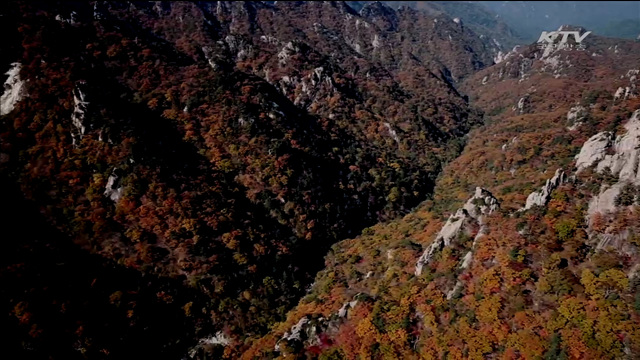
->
[324,1,358,15]
[463,186,500,219]
[359,1,398,31]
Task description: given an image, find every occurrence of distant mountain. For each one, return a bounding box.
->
[478,1,640,41]
[383,1,524,50]
[353,1,640,44]
[347,1,523,51]
[597,19,640,40]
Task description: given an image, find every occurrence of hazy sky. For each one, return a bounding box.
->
[477,1,640,40]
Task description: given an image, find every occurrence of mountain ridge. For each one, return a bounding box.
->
[3,1,640,359]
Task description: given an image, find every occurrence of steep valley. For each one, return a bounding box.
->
[249,25,640,360]
[2,2,640,360]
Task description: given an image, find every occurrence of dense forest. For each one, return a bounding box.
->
[3,1,640,359]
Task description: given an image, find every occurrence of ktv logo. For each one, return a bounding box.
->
[537,30,591,51]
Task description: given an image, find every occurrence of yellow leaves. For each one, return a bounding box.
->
[513,249,526,263]
[557,297,585,326]
[106,44,120,57]
[221,232,239,250]
[479,268,501,295]
[387,186,400,203]
[579,270,597,299]
[215,159,233,173]
[418,336,439,360]
[124,226,143,242]
[457,317,494,360]
[581,268,628,301]
[476,294,502,324]
[435,247,458,274]
[416,304,437,332]
[388,328,408,347]
[599,269,629,293]
[182,218,197,232]
[183,301,193,317]
[422,286,445,308]
[233,252,248,265]
[253,243,266,256]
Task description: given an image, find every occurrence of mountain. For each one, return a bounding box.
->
[598,19,640,40]
[379,1,524,51]
[243,26,640,360]
[0,1,494,358]
[4,1,640,360]
[478,1,640,41]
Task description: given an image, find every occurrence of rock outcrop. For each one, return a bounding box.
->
[575,132,614,171]
[576,110,640,225]
[104,169,124,203]
[567,105,587,130]
[415,187,498,276]
[522,169,566,210]
[188,331,231,358]
[70,82,89,146]
[588,183,625,220]
[594,111,640,183]
[613,69,638,101]
[0,63,26,116]
[274,297,359,352]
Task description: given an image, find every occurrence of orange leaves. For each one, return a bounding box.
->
[548,198,568,213]
[162,108,178,120]
[355,316,378,358]
[221,231,241,251]
[561,328,588,360]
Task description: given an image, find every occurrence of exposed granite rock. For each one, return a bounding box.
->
[588,182,624,220]
[463,187,500,219]
[575,111,640,233]
[575,132,614,171]
[337,300,358,318]
[0,63,26,116]
[415,187,498,276]
[188,331,231,358]
[594,111,640,183]
[446,280,463,300]
[275,296,359,352]
[522,169,566,210]
[460,251,473,269]
[104,169,124,203]
[70,82,89,146]
[567,105,587,130]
